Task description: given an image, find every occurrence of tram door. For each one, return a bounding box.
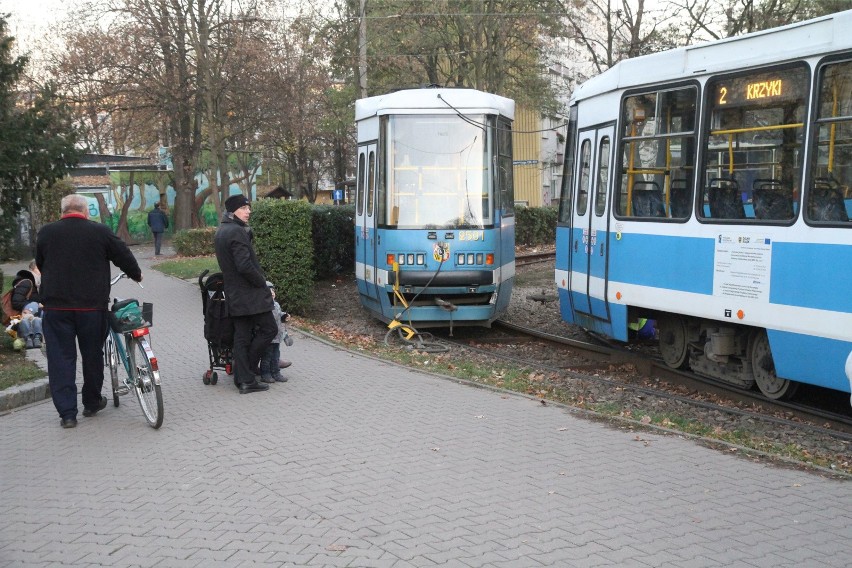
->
[355,143,379,300]
[570,125,613,325]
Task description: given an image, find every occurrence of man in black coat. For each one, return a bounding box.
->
[146,202,169,255]
[214,194,277,394]
[36,194,143,428]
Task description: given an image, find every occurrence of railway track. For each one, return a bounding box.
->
[514,251,556,267]
[490,319,852,435]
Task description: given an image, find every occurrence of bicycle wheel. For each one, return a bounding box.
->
[105,334,121,407]
[130,336,163,428]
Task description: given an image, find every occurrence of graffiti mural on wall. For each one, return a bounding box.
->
[77,149,261,239]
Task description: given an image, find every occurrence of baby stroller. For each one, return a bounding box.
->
[198,270,234,385]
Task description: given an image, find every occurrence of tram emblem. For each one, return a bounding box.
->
[433,242,450,262]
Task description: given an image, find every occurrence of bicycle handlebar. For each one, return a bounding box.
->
[110,273,144,289]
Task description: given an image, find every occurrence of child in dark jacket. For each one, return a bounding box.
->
[259,282,292,383]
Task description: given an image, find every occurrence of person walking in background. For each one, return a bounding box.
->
[214,194,277,394]
[259,281,292,384]
[36,194,143,429]
[147,202,169,255]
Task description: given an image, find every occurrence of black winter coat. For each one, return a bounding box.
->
[36,215,142,310]
[214,214,273,317]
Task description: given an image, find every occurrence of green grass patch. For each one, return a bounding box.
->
[153,255,219,280]
[0,335,45,390]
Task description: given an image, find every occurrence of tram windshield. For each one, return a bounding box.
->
[382,114,492,229]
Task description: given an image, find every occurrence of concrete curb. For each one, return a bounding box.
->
[0,346,50,414]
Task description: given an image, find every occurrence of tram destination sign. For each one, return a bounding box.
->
[713,70,803,108]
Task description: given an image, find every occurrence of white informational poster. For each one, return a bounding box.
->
[713,233,772,302]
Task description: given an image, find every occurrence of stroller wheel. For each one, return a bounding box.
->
[203,370,211,385]
[210,372,218,385]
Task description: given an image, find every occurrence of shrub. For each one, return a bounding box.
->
[515,205,557,245]
[172,227,216,256]
[251,199,314,315]
[311,204,355,279]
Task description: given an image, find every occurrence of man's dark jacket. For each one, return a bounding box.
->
[36,215,142,310]
[147,207,169,233]
[214,213,273,317]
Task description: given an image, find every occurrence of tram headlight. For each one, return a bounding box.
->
[416,254,425,265]
[485,253,494,265]
[476,253,484,265]
[457,253,465,265]
[467,253,475,265]
[407,253,415,265]
[387,254,396,266]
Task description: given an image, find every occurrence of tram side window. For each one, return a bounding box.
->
[701,65,806,222]
[617,86,697,219]
[808,60,852,224]
[367,150,375,217]
[498,118,515,217]
[576,140,591,215]
[558,105,578,223]
[356,152,365,216]
[594,137,610,217]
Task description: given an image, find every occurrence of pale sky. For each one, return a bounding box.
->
[3,0,72,55]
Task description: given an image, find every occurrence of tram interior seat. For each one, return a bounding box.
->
[707,177,745,219]
[809,178,849,222]
[669,179,691,218]
[752,178,794,220]
[631,181,666,218]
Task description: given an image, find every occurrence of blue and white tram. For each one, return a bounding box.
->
[355,87,516,329]
[556,11,852,400]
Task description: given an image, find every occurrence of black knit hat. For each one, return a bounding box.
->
[225,194,250,213]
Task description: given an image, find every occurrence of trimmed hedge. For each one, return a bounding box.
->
[312,204,355,279]
[172,227,216,256]
[515,205,557,246]
[251,199,314,315]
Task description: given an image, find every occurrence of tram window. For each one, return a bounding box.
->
[367,150,375,217]
[594,137,610,217]
[808,60,852,224]
[356,152,365,216]
[577,139,591,215]
[498,119,515,217]
[617,86,697,219]
[701,65,806,222]
[558,105,578,223]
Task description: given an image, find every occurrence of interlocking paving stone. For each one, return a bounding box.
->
[1,248,851,567]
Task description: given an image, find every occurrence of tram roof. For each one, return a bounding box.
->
[572,9,852,103]
[355,88,515,121]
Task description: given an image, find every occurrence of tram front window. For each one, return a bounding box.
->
[385,115,491,228]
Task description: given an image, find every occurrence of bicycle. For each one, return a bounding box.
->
[104,273,163,429]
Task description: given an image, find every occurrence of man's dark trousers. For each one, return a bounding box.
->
[43,310,110,419]
[153,232,164,255]
[232,311,277,385]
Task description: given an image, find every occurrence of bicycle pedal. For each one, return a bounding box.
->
[116,386,129,395]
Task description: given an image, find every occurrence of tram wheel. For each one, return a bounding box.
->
[657,315,690,369]
[752,330,798,400]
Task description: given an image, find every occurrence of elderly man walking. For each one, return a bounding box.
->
[213,194,277,394]
[36,194,143,428]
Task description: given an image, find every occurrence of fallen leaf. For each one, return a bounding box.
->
[326,544,347,552]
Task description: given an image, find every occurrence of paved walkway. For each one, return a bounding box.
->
[1,244,850,567]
